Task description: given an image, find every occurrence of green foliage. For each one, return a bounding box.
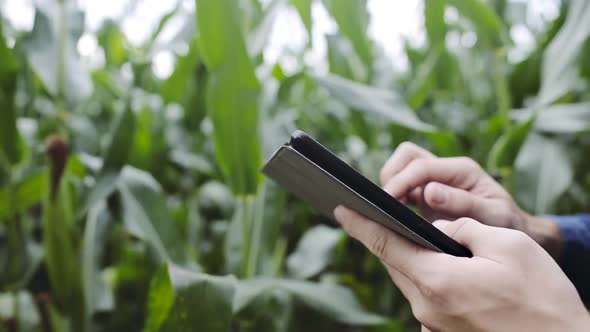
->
[1,0,590,331]
[197,0,262,196]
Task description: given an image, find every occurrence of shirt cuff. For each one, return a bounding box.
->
[548,214,590,304]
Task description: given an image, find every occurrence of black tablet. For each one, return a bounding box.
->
[262,130,472,257]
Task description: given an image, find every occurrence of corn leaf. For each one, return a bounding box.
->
[197,0,263,195]
[513,133,573,214]
[145,264,236,332]
[314,74,436,132]
[0,21,20,165]
[118,167,186,263]
[323,0,372,66]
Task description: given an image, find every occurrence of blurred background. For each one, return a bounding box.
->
[0,0,589,331]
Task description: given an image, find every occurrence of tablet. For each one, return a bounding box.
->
[262,130,472,257]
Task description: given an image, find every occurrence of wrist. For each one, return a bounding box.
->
[522,213,562,261]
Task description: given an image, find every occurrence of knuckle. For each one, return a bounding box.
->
[397,141,419,154]
[368,230,390,261]
[456,156,480,170]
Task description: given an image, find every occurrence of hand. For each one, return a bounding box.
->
[379,142,561,258]
[334,206,590,332]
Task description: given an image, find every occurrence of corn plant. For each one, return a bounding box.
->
[1,0,590,331]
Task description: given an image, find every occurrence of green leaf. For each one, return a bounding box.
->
[513,133,573,214]
[290,0,312,36]
[447,0,507,47]
[326,33,368,81]
[406,45,443,109]
[0,21,21,165]
[82,201,114,318]
[487,116,534,172]
[101,106,137,175]
[161,36,200,104]
[42,174,85,330]
[144,265,176,332]
[323,0,372,66]
[197,0,263,195]
[512,102,590,134]
[0,171,47,221]
[314,74,436,132]
[117,167,186,263]
[146,264,236,332]
[537,0,590,105]
[97,20,128,67]
[22,2,92,103]
[234,278,385,326]
[424,0,447,43]
[286,225,344,279]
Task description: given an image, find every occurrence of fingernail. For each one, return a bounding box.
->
[430,184,447,205]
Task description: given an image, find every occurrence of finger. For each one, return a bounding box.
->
[334,206,441,283]
[432,218,505,259]
[380,142,434,185]
[383,157,481,200]
[423,182,490,221]
[408,186,424,205]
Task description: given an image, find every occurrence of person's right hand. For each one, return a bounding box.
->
[334,207,590,332]
[379,142,561,257]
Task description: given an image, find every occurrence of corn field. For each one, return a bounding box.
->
[1,0,590,331]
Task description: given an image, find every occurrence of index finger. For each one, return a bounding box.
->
[334,206,449,284]
[380,142,434,185]
[383,157,482,199]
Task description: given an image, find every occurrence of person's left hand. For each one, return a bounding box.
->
[333,206,590,332]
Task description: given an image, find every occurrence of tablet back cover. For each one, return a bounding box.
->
[262,145,442,253]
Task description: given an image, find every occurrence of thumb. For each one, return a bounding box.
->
[432,218,500,257]
[423,182,489,221]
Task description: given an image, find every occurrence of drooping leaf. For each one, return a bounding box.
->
[22,1,92,103]
[234,278,386,326]
[512,102,590,134]
[314,74,436,132]
[513,133,573,214]
[537,0,590,105]
[197,0,263,195]
[286,225,344,279]
[145,264,236,332]
[117,167,186,263]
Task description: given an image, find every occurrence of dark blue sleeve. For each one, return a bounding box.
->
[550,214,590,304]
